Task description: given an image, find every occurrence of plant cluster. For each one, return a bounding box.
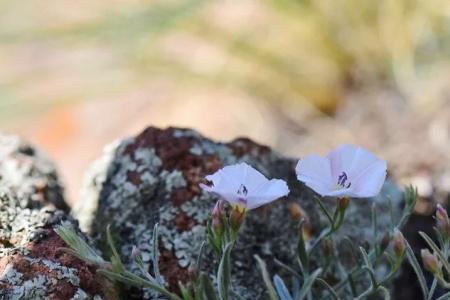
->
[55,145,442,299]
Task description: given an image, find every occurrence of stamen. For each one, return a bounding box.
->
[337,172,351,188]
[237,184,248,196]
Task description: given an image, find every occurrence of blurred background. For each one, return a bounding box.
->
[2,0,450,205]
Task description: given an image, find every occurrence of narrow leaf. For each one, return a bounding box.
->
[255,255,279,300]
[54,224,105,265]
[359,247,377,286]
[398,186,417,228]
[291,276,300,300]
[405,239,428,298]
[297,268,322,300]
[376,286,391,300]
[273,275,293,300]
[200,273,218,300]
[98,269,182,300]
[218,243,233,300]
[196,241,206,271]
[152,223,163,285]
[179,282,194,300]
[436,291,450,300]
[106,225,124,271]
[297,219,309,272]
[274,258,301,279]
[315,278,339,300]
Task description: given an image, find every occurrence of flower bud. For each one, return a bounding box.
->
[288,202,307,221]
[337,197,350,210]
[131,245,142,261]
[212,200,225,217]
[379,232,391,253]
[421,249,441,274]
[392,229,406,258]
[230,205,246,233]
[436,204,450,239]
[322,238,333,257]
[211,200,225,234]
[436,204,448,221]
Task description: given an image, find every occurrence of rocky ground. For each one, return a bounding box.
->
[0,135,112,299]
[0,127,441,299]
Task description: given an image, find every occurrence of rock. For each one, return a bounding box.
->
[0,134,67,211]
[75,126,404,299]
[0,189,112,300]
[0,135,113,300]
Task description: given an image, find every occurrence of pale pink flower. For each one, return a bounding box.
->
[200,163,289,210]
[296,145,387,198]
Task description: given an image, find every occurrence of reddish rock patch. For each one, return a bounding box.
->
[159,248,191,293]
[25,229,104,299]
[174,211,196,231]
[228,137,271,158]
[126,127,222,205]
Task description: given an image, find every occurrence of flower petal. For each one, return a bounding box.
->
[217,164,247,190]
[240,163,269,195]
[200,162,288,209]
[200,169,241,204]
[350,160,387,197]
[200,181,242,205]
[296,155,334,196]
[298,145,387,198]
[246,179,289,209]
[328,144,381,182]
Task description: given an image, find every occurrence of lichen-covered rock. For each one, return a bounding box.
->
[0,134,67,211]
[75,127,403,299]
[0,190,111,300]
[0,135,112,299]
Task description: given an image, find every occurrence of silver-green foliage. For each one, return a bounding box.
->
[55,186,420,300]
[257,186,418,300]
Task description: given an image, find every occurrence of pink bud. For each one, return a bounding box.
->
[392,229,406,257]
[212,200,225,218]
[436,204,450,239]
[131,245,141,260]
[436,204,448,221]
[421,249,441,274]
[211,200,225,234]
[337,197,350,210]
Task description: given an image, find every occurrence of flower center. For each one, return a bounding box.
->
[237,184,248,206]
[336,172,351,189]
[237,184,248,196]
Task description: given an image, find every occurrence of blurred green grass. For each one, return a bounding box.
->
[1,0,450,125]
[2,0,450,202]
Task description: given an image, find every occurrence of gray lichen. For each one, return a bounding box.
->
[0,257,80,298]
[0,190,63,258]
[0,134,67,211]
[0,188,105,299]
[0,134,107,300]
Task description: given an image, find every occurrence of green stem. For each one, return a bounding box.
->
[377,286,391,300]
[380,255,404,285]
[332,208,346,232]
[353,286,373,300]
[331,250,377,293]
[309,207,347,254]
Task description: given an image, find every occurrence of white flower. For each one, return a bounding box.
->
[296,145,387,198]
[200,162,289,210]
